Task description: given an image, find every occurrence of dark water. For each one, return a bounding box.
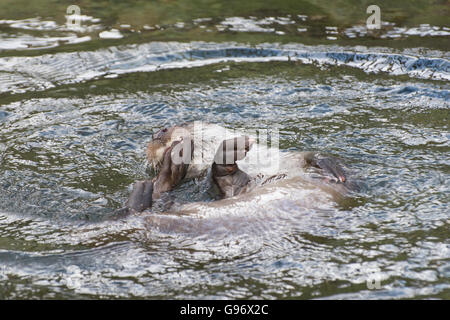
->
[0,1,449,299]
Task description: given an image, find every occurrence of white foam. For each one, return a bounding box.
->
[99,29,123,39]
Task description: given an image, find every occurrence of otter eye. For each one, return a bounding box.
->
[153,127,168,140]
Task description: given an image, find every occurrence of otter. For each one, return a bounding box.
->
[124,122,355,214]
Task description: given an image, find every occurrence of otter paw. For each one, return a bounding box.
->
[213,136,255,165]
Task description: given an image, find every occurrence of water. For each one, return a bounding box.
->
[0,1,449,299]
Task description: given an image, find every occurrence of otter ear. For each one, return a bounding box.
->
[214,136,254,165]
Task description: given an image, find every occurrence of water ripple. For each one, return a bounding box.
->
[0,42,448,95]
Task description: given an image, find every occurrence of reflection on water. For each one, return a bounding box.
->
[0,0,449,300]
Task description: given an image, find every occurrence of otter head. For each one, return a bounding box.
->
[147,125,191,171]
